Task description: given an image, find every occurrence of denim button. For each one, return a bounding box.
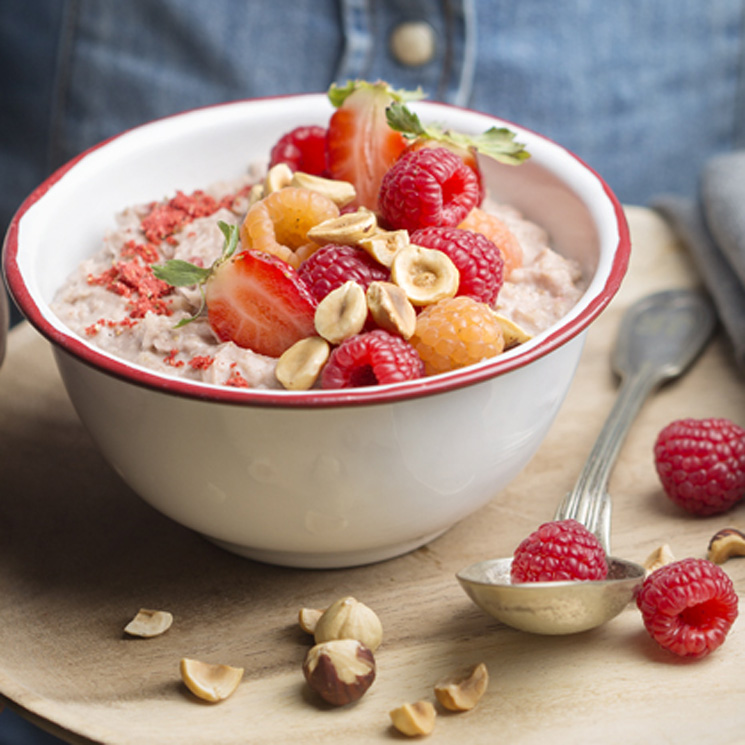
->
[389,21,436,66]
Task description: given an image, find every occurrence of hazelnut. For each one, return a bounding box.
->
[302,639,376,706]
[358,229,409,267]
[314,596,383,652]
[390,244,459,306]
[366,281,417,340]
[263,162,293,194]
[307,209,378,245]
[642,544,675,575]
[179,658,243,702]
[389,701,437,736]
[707,528,745,564]
[123,608,173,638]
[314,281,367,345]
[290,171,357,208]
[298,607,325,635]
[434,662,489,711]
[275,336,330,391]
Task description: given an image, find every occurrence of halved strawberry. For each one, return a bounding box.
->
[205,249,317,358]
[326,81,416,211]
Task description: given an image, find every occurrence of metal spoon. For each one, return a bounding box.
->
[457,288,717,635]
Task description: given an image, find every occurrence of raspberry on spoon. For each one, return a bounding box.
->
[510,519,609,583]
[636,557,738,658]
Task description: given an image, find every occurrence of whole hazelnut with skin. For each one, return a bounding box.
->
[314,596,383,652]
[303,639,376,706]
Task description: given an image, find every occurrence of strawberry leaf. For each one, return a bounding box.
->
[386,101,531,165]
[328,80,426,109]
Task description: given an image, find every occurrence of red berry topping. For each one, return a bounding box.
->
[205,249,317,358]
[326,81,409,210]
[510,519,608,583]
[321,330,424,388]
[410,226,504,305]
[636,558,738,658]
[298,244,389,302]
[378,146,480,233]
[269,125,329,176]
[654,417,745,516]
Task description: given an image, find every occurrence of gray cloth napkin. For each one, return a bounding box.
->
[652,150,745,372]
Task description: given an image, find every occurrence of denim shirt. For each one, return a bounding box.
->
[2,0,745,223]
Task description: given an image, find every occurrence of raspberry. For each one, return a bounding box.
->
[268,125,328,176]
[510,519,608,583]
[458,207,523,276]
[410,226,504,306]
[636,558,738,658]
[654,417,745,516]
[240,187,339,269]
[321,330,424,388]
[410,296,505,375]
[298,244,389,302]
[378,147,480,232]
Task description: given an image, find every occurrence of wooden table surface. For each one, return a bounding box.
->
[0,206,744,744]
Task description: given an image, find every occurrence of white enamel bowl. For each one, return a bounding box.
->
[3,94,630,568]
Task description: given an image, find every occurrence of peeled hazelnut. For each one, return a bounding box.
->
[359,229,409,267]
[707,528,745,564]
[642,543,675,575]
[391,244,459,306]
[180,658,243,702]
[298,607,325,635]
[314,596,383,652]
[307,209,378,245]
[366,281,417,340]
[123,608,173,638]
[434,662,489,711]
[263,162,293,194]
[491,313,532,349]
[389,701,437,737]
[303,639,376,706]
[290,171,357,207]
[275,336,330,391]
[314,281,367,345]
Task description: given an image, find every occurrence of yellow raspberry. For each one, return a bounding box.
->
[410,296,505,375]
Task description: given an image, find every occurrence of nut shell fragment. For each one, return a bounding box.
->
[180,658,243,702]
[314,596,383,652]
[391,245,459,306]
[707,528,745,564]
[303,639,376,706]
[389,701,437,736]
[276,336,330,391]
[434,662,489,711]
[124,608,173,638]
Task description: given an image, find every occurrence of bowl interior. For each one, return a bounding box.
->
[4,94,628,405]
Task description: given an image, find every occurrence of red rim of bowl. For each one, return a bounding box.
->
[2,96,630,409]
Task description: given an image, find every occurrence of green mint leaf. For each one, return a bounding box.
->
[217,220,240,260]
[385,101,427,138]
[151,260,211,287]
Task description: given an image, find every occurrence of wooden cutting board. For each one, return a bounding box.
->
[0,206,743,744]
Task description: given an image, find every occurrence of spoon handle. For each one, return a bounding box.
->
[554,363,660,551]
[554,289,717,552]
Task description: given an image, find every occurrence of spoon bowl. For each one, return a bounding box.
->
[457,556,646,635]
[457,289,716,634]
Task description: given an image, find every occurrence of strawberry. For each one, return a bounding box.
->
[205,249,317,358]
[326,81,420,211]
